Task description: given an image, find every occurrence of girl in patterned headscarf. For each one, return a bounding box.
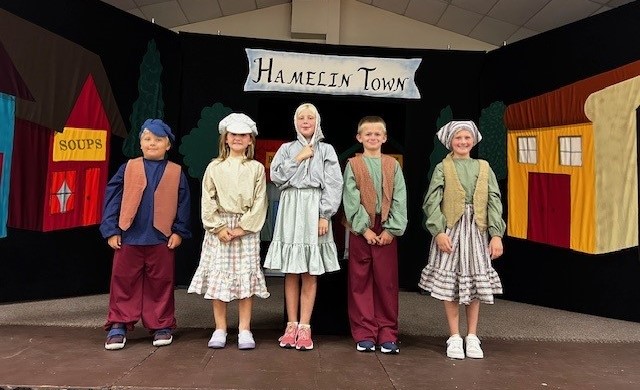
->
[418,120,505,360]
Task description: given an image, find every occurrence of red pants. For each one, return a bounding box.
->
[347,216,399,344]
[104,243,176,332]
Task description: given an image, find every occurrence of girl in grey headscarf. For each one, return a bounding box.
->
[264,103,343,351]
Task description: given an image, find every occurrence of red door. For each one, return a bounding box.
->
[527,172,571,248]
[82,167,101,226]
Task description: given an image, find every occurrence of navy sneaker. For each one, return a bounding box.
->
[380,341,399,354]
[356,340,375,352]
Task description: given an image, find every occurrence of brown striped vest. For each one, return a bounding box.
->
[348,154,396,226]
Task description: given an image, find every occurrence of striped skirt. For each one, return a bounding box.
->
[188,212,270,302]
[418,204,502,304]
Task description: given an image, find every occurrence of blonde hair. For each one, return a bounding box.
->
[357,116,387,134]
[294,102,321,132]
[215,131,256,161]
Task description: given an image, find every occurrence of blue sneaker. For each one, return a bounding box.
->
[380,341,399,354]
[104,323,126,350]
[356,340,375,352]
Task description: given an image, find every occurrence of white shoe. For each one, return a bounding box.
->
[208,329,227,349]
[465,334,484,359]
[446,335,465,359]
[238,330,256,350]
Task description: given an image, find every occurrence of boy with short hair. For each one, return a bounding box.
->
[342,116,408,354]
[100,118,191,350]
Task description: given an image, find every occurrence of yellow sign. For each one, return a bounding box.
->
[53,127,108,162]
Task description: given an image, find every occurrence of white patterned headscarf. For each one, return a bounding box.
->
[294,102,325,145]
[436,120,482,150]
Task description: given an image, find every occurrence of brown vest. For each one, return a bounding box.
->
[118,157,181,237]
[349,154,396,226]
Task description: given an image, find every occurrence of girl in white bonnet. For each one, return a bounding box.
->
[418,120,505,360]
[188,112,269,350]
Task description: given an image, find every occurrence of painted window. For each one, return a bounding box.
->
[559,136,582,166]
[517,136,537,164]
[49,170,77,214]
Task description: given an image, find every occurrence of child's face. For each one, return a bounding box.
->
[356,122,387,151]
[451,129,474,158]
[140,130,170,160]
[296,108,317,141]
[225,131,252,156]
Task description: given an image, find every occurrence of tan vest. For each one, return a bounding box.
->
[441,153,489,231]
[118,157,181,237]
[349,154,396,226]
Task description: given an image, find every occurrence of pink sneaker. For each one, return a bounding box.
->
[295,326,314,351]
[278,322,298,348]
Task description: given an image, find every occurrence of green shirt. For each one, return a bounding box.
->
[423,158,506,237]
[343,156,408,236]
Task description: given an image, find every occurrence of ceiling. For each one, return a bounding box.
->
[99,0,635,47]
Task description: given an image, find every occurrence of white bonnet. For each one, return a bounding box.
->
[218,113,258,135]
[436,120,482,150]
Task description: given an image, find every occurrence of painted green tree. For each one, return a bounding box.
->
[179,103,233,181]
[478,101,507,180]
[122,39,164,158]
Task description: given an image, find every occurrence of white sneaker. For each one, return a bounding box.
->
[208,329,227,349]
[446,335,465,359]
[465,334,484,359]
[238,330,256,350]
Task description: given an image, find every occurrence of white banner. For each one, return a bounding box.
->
[244,48,422,99]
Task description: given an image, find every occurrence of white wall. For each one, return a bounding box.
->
[172,0,497,52]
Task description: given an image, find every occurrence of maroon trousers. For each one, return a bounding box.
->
[104,244,176,332]
[347,216,399,344]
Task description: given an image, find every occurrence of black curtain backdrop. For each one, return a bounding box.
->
[178,32,485,293]
[0,0,182,302]
[480,0,640,322]
[1,0,639,323]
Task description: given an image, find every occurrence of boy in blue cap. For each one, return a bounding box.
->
[100,118,191,350]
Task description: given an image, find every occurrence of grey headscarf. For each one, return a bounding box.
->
[294,103,325,145]
[436,120,482,150]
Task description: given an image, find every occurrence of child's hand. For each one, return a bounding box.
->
[363,229,377,245]
[295,144,314,162]
[489,236,503,259]
[167,233,182,249]
[107,235,121,250]
[435,232,452,253]
[376,230,394,246]
[318,218,329,236]
[216,228,233,243]
[228,227,246,239]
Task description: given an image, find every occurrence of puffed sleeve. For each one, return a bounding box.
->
[201,162,225,233]
[171,171,192,239]
[487,167,506,237]
[422,162,447,237]
[238,162,268,233]
[99,163,126,239]
[319,144,343,219]
[270,142,305,189]
[342,161,371,234]
[382,161,408,236]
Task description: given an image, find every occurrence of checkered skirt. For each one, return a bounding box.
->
[418,204,503,304]
[188,212,270,302]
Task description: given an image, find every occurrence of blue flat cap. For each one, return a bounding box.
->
[140,118,175,142]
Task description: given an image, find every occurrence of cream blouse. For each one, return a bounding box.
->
[201,156,268,234]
